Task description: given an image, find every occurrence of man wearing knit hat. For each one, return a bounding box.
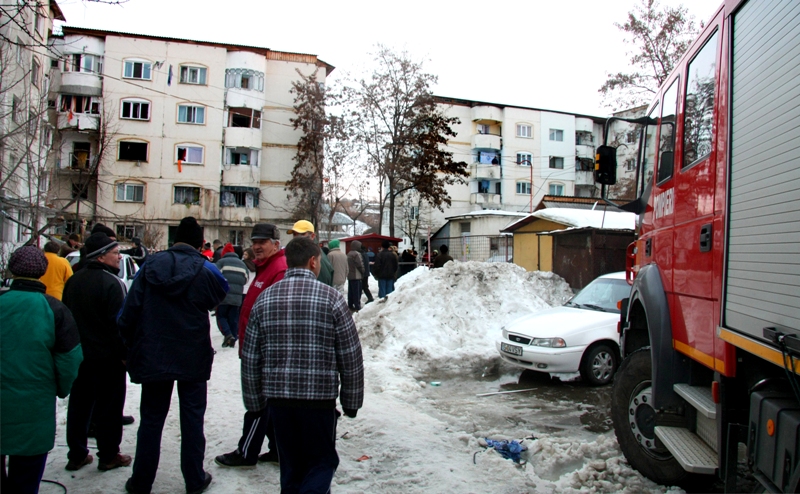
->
[215,223,286,468]
[1,246,83,492]
[119,217,228,494]
[62,232,133,472]
[287,220,333,286]
[72,223,117,273]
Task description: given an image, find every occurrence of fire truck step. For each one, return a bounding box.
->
[673,384,716,419]
[654,426,718,474]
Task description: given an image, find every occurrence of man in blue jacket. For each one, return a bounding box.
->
[119,217,228,494]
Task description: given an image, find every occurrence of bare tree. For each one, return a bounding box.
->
[346,46,468,238]
[600,0,700,110]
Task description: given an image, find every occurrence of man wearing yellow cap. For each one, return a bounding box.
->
[287,220,333,287]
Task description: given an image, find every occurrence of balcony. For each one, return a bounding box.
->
[224,127,261,149]
[575,170,595,186]
[471,105,503,123]
[472,133,501,150]
[58,153,97,173]
[60,71,102,96]
[470,163,499,179]
[470,192,501,206]
[57,112,99,131]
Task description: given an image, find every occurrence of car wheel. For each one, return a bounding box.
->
[610,348,689,485]
[579,343,617,386]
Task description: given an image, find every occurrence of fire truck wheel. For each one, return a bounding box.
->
[611,348,689,485]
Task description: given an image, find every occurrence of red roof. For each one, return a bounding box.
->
[339,233,402,243]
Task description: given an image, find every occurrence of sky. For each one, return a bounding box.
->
[55,0,723,117]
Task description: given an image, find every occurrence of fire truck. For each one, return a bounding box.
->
[594,0,800,491]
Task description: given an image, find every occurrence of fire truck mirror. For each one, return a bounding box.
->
[594,145,617,186]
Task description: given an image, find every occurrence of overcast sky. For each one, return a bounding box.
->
[55,0,722,117]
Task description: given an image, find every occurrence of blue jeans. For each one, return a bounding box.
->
[1,453,47,494]
[216,304,240,339]
[269,405,339,494]
[378,278,395,298]
[129,380,208,493]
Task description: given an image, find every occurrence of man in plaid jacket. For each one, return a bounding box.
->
[242,236,364,493]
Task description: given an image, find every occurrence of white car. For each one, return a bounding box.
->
[66,251,139,291]
[496,272,630,386]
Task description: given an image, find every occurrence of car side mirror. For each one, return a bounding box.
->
[594,145,617,185]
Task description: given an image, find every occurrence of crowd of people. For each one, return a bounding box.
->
[0,216,462,494]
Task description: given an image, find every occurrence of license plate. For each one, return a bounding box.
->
[501,342,523,356]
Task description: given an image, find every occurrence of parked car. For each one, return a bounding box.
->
[496,271,630,386]
[66,251,139,291]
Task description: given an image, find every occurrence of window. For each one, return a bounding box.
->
[576,131,593,145]
[549,183,565,196]
[123,60,152,80]
[225,68,264,92]
[476,151,498,165]
[118,141,148,162]
[71,142,91,169]
[516,153,532,166]
[174,186,201,205]
[549,157,564,169]
[120,99,150,120]
[178,105,205,124]
[31,57,39,87]
[220,186,259,208]
[34,8,43,36]
[516,181,531,195]
[549,129,564,141]
[626,131,637,144]
[460,222,471,234]
[61,95,100,114]
[64,53,102,74]
[408,206,420,220]
[15,38,23,64]
[516,124,532,138]
[180,65,207,85]
[116,183,145,202]
[229,230,245,245]
[116,224,144,241]
[657,78,679,183]
[477,124,490,134]
[228,107,261,128]
[226,147,259,166]
[27,111,37,134]
[625,159,636,171]
[576,158,593,171]
[16,211,28,242]
[683,30,719,168]
[12,96,21,124]
[177,145,204,164]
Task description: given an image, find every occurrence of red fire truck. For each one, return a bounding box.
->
[594,0,800,491]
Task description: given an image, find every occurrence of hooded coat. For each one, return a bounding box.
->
[118,244,228,383]
[346,240,364,281]
[327,240,348,286]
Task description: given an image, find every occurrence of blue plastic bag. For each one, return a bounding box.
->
[484,438,527,463]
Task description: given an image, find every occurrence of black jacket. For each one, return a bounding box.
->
[118,244,228,383]
[359,249,371,280]
[373,249,398,280]
[62,261,127,361]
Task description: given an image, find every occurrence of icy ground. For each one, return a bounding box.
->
[40,262,683,493]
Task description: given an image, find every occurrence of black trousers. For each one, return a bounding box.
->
[348,279,362,310]
[361,277,374,302]
[270,405,339,494]
[128,380,208,493]
[236,408,276,462]
[66,359,126,464]
[1,453,47,494]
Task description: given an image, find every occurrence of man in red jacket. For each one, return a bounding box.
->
[216,223,286,468]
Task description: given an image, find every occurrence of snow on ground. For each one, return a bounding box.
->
[41,262,678,493]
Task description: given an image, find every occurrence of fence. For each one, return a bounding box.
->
[426,235,513,264]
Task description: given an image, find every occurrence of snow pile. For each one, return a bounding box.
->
[354,261,573,375]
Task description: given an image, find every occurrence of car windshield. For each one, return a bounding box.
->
[565,277,630,313]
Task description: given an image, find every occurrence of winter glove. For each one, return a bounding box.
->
[343,408,358,418]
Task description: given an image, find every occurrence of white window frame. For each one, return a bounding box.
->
[226,147,259,166]
[116,224,144,240]
[120,98,150,120]
[549,129,564,141]
[549,156,564,169]
[116,182,145,203]
[477,123,490,134]
[516,124,532,138]
[176,144,204,165]
[549,183,565,196]
[177,105,206,125]
[174,185,201,205]
[516,181,532,195]
[123,59,153,80]
[180,65,207,85]
[31,57,39,87]
[65,53,102,74]
[516,152,532,166]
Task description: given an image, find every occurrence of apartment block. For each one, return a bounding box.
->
[50,27,332,247]
[0,0,64,260]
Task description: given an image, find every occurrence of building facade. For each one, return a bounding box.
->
[0,0,64,264]
[50,27,332,247]
[384,97,639,252]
